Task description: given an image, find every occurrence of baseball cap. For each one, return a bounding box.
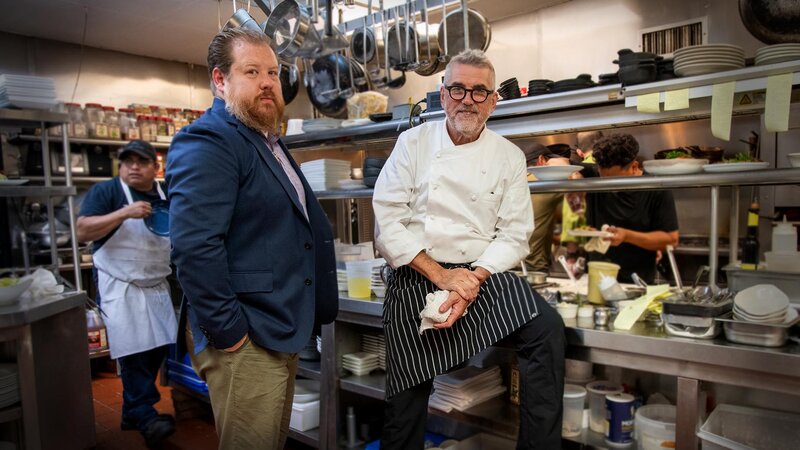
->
[118,140,156,161]
[521,142,557,166]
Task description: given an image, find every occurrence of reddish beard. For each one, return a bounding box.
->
[226,89,285,134]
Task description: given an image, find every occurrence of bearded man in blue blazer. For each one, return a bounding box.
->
[166,27,338,449]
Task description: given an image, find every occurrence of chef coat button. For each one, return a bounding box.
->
[430,215,435,220]
[482,169,487,174]
[436,154,441,158]
[427,247,433,252]
[433,185,438,190]
[304,242,312,250]
[305,278,312,286]
[460,249,466,255]
[471,194,477,201]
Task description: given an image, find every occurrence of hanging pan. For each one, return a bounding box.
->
[305,53,368,118]
[437,7,491,57]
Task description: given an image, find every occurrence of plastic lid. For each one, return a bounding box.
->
[774,216,797,235]
[606,393,635,403]
[85,103,102,108]
[564,384,587,398]
[102,106,115,111]
[587,380,623,394]
[119,108,133,112]
[598,274,618,290]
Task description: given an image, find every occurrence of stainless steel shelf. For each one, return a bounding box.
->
[339,372,385,400]
[282,119,413,149]
[15,134,170,149]
[88,348,110,360]
[0,185,77,197]
[315,188,373,199]
[530,168,800,193]
[0,109,68,127]
[288,426,319,448]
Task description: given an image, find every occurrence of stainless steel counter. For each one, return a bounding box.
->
[0,291,87,329]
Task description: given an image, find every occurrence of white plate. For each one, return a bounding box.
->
[293,379,320,403]
[567,229,613,238]
[643,159,708,175]
[702,162,770,173]
[0,179,29,186]
[527,165,583,181]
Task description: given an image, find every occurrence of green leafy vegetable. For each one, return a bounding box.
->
[664,150,692,159]
[722,153,757,163]
[0,278,18,288]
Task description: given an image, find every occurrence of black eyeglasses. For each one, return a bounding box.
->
[444,85,494,103]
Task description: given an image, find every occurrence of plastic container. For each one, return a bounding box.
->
[556,302,578,319]
[771,216,797,253]
[588,262,621,304]
[635,404,676,450]
[103,106,120,139]
[86,307,108,354]
[565,358,593,381]
[65,102,87,138]
[697,404,800,449]
[586,380,623,433]
[290,399,320,431]
[562,384,587,437]
[600,274,628,301]
[346,260,374,298]
[606,393,636,446]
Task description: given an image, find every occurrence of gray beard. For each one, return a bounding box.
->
[225,97,280,135]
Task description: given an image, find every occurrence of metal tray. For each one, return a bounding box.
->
[715,312,800,347]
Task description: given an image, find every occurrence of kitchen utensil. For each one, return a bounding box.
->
[717,312,799,347]
[264,0,324,59]
[558,255,577,283]
[739,0,800,44]
[594,307,611,326]
[665,245,683,290]
[279,58,300,105]
[305,54,368,118]
[630,272,648,289]
[224,8,262,32]
[437,6,490,56]
[527,271,547,285]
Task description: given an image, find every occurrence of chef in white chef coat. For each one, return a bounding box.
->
[77,139,177,448]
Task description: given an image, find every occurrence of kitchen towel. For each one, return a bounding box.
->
[419,290,454,334]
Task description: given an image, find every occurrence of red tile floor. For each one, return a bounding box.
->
[91,366,314,450]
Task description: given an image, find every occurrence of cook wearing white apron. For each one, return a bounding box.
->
[93,179,177,359]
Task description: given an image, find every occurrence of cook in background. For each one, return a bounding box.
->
[373,49,566,450]
[586,133,679,283]
[523,143,571,272]
[167,28,338,450]
[76,139,176,448]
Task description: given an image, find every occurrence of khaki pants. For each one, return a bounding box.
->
[187,328,298,450]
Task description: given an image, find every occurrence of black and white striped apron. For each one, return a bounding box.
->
[383,263,540,398]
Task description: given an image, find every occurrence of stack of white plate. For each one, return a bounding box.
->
[732,284,796,324]
[371,262,386,298]
[361,333,386,370]
[302,118,342,133]
[293,379,321,404]
[342,352,379,376]
[673,44,745,77]
[429,365,506,413]
[0,364,20,409]
[337,268,348,291]
[300,159,352,191]
[0,74,57,110]
[755,44,800,66]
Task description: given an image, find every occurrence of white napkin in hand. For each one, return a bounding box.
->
[419,290,452,334]
[584,224,612,254]
[20,268,64,301]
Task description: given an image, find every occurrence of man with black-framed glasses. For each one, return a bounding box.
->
[374,49,565,450]
[77,139,177,448]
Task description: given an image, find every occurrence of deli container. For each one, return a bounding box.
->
[697,404,800,449]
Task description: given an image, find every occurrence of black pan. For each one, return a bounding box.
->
[305,53,368,118]
[280,61,300,105]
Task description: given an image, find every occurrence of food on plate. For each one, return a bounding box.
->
[0,278,18,287]
[720,152,759,163]
[663,150,692,159]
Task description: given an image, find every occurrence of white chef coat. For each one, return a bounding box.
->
[373,120,534,274]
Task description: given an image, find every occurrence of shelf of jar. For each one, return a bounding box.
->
[15,134,171,149]
[25,176,165,184]
[288,426,319,448]
[0,185,77,197]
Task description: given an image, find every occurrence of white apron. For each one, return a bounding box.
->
[94,179,177,359]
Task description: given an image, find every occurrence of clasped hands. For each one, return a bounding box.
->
[432,267,489,329]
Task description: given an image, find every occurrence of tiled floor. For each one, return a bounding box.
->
[91,368,315,450]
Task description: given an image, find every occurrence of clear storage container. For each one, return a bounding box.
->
[697,404,800,450]
[85,103,107,138]
[635,404,676,450]
[103,106,120,140]
[66,102,87,138]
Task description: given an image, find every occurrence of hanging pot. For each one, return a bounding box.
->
[386,21,441,73]
[437,8,491,57]
[351,27,386,69]
[738,0,800,44]
[264,0,324,58]
[305,54,368,118]
[280,59,300,105]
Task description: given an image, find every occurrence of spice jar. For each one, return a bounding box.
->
[103,106,121,140]
[119,108,139,140]
[138,115,152,141]
[66,102,87,138]
[85,103,107,138]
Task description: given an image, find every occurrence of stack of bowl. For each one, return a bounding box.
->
[363,157,387,188]
[656,58,676,80]
[733,284,797,324]
[550,74,597,93]
[597,73,620,86]
[528,79,553,96]
[497,77,521,100]
[755,44,800,66]
[614,49,658,86]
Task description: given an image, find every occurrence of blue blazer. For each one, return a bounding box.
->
[167,98,338,354]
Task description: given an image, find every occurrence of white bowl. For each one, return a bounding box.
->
[0,278,33,306]
[787,153,800,168]
[527,165,583,181]
[734,284,789,316]
[556,302,578,319]
[642,159,708,175]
